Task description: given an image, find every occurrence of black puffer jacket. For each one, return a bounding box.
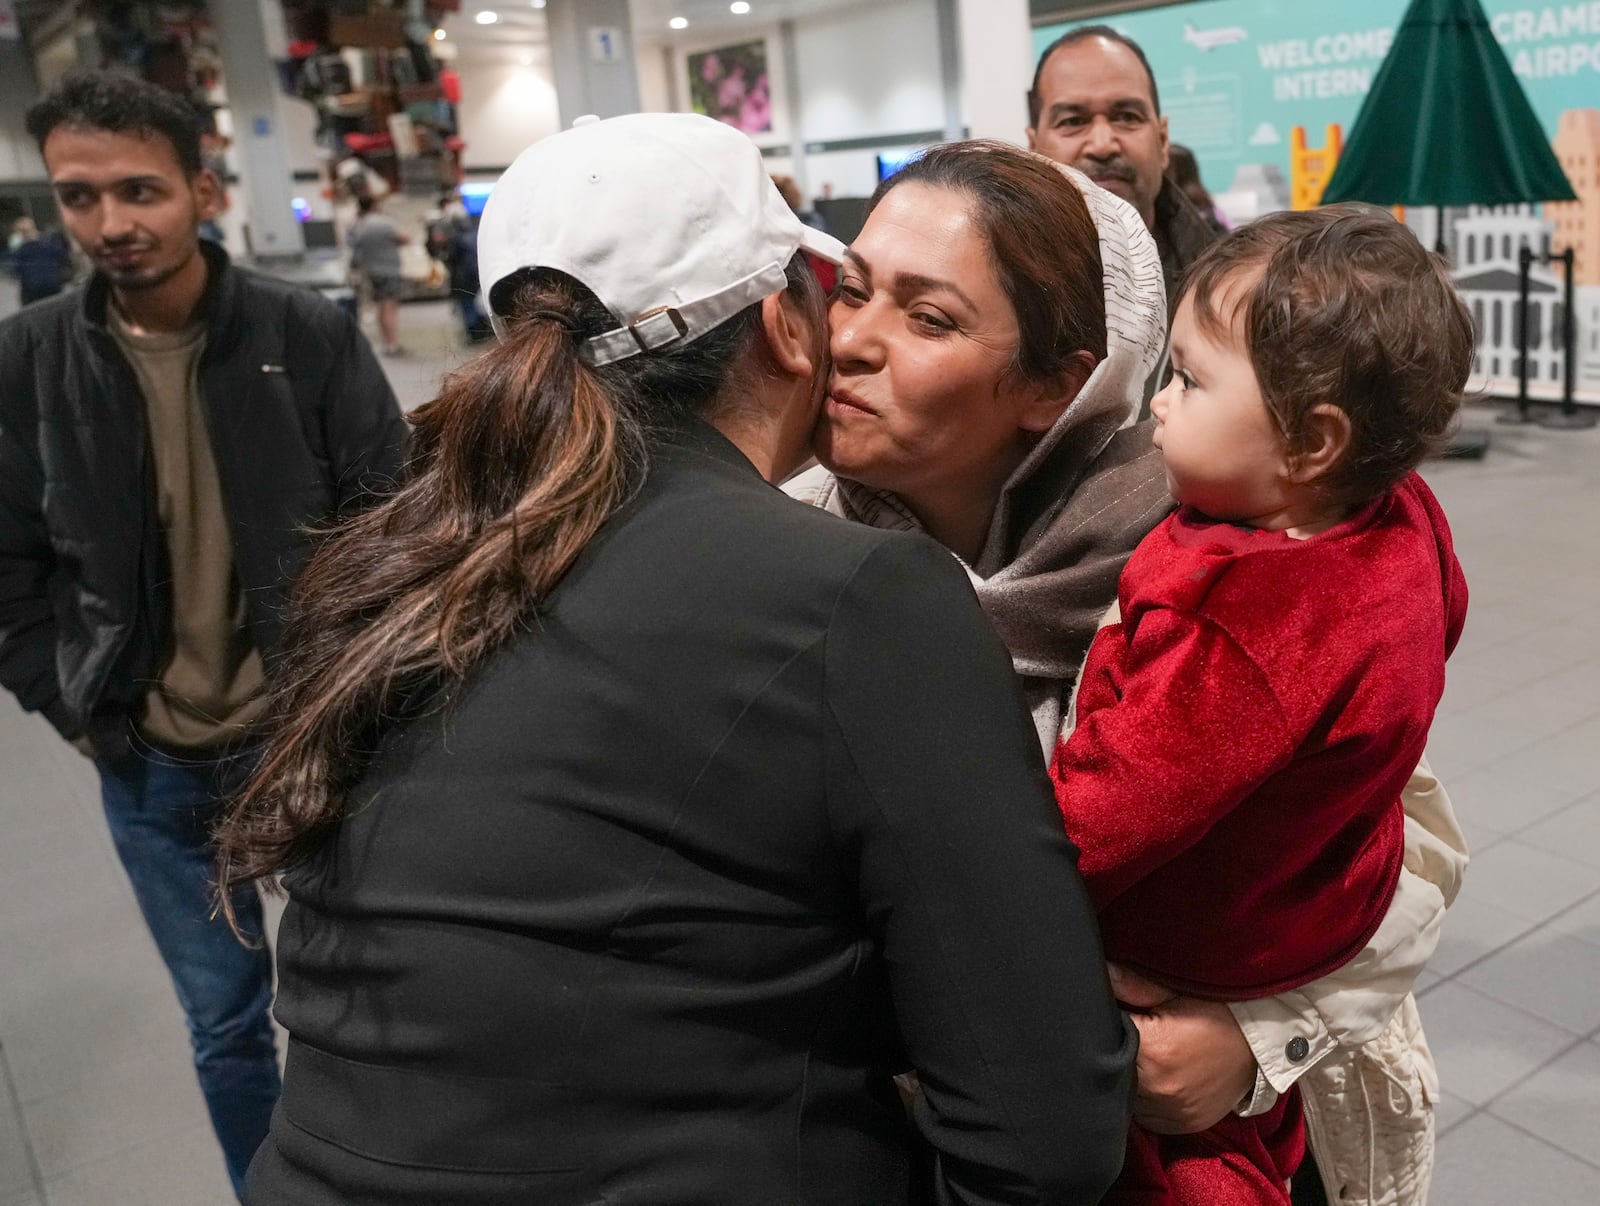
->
[0,242,408,754]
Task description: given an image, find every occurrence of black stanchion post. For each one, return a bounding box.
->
[1500,244,1537,424]
[1540,247,1598,430]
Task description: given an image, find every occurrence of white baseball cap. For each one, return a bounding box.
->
[477,112,845,367]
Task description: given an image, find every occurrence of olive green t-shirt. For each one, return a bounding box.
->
[109,309,266,749]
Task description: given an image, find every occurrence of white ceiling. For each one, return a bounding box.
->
[437,1,550,47]
[436,0,882,50]
[628,0,877,45]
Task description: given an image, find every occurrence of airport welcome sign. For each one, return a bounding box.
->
[1036,0,1600,401]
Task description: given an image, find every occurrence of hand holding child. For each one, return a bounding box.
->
[1110,963,1257,1136]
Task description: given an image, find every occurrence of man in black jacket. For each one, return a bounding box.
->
[0,72,407,1196]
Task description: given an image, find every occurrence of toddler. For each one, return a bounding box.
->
[1050,204,1473,1205]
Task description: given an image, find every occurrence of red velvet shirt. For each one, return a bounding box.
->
[1050,473,1467,999]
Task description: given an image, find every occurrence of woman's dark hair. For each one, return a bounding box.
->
[26,69,204,175]
[870,140,1107,386]
[214,255,824,918]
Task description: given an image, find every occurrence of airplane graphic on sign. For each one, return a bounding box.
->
[1184,22,1249,52]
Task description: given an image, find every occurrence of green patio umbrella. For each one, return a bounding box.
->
[1321,0,1575,208]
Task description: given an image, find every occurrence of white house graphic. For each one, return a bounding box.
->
[1449,204,1600,393]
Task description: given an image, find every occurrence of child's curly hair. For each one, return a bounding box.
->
[1181,203,1474,506]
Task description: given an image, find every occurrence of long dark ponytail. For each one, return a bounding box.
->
[215,257,823,920]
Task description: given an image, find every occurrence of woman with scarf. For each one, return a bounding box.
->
[790,141,1464,1206]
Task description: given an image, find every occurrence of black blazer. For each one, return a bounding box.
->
[248,421,1134,1206]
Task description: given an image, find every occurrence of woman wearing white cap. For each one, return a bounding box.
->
[216,113,1133,1204]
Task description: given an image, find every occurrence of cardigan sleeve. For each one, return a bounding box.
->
[823,533,1135,1206]
[1051,607,1296,909]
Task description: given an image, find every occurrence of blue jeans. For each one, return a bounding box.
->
[96,746,281,1199]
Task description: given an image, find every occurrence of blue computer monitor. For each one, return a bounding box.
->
[876,148,923,182]
[459,182,494,217]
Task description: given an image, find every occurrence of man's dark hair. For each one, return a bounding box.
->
[1028,25,1161,128]
[25,70,204,175]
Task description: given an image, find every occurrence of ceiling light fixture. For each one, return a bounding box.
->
[531,0,547,8]
[669,16,688,29]
[476,10,500,24]
[730,1,751,13]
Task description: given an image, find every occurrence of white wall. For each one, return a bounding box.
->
[798,0,944,199]
[635,41,674,114]
[956,0,1031,145]
[455,48,563,171]
[794,0,942,144]
[634,0,945,201]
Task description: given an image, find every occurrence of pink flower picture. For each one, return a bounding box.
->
[687,41,772,136]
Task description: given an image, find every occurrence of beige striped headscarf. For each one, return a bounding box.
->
[788,160,1174,750]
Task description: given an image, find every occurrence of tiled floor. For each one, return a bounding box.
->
[1,281,1598,1201]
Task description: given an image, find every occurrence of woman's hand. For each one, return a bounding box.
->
[1108,964,1258,1135]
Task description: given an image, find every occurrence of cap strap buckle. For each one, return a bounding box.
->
[627,306,689,354]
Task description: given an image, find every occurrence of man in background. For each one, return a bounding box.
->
[0,70,406,1197]
[6,216,74,304]
[1026,25,1220,309]
[348,191,409,356]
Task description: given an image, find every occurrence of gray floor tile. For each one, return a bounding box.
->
[1437,761,1587,838]
[1489,1040,1600,1168]
[1457,923,1600,1035]
[1446,636,1577,691]
[1434,1088,1476,1137]
[40,1123,233,1206]
[1519,792,1600,869]
[1432,1113,1600,1203]
[1527,658,1600,708]
[1419,982,1574,1106]
[0,920,172,1021]
[1449,601,1534,655]
[1448,679,1600,750]
[0,1193,44,1206]
[1417,706,1542,778]
[1439,661,1520,715]
[1456,812,1508,856]
[1430,892,1538,977]
[1551,891,1600,952]
[0,1075,40,1200]
[1424,725,1515,782]
[0,881,144,976]
[0,800,96,882]
[1491,722,1600,797]
[1,979,189,1104]
[1452,839,1600,925]
[22,1054,212,1179]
